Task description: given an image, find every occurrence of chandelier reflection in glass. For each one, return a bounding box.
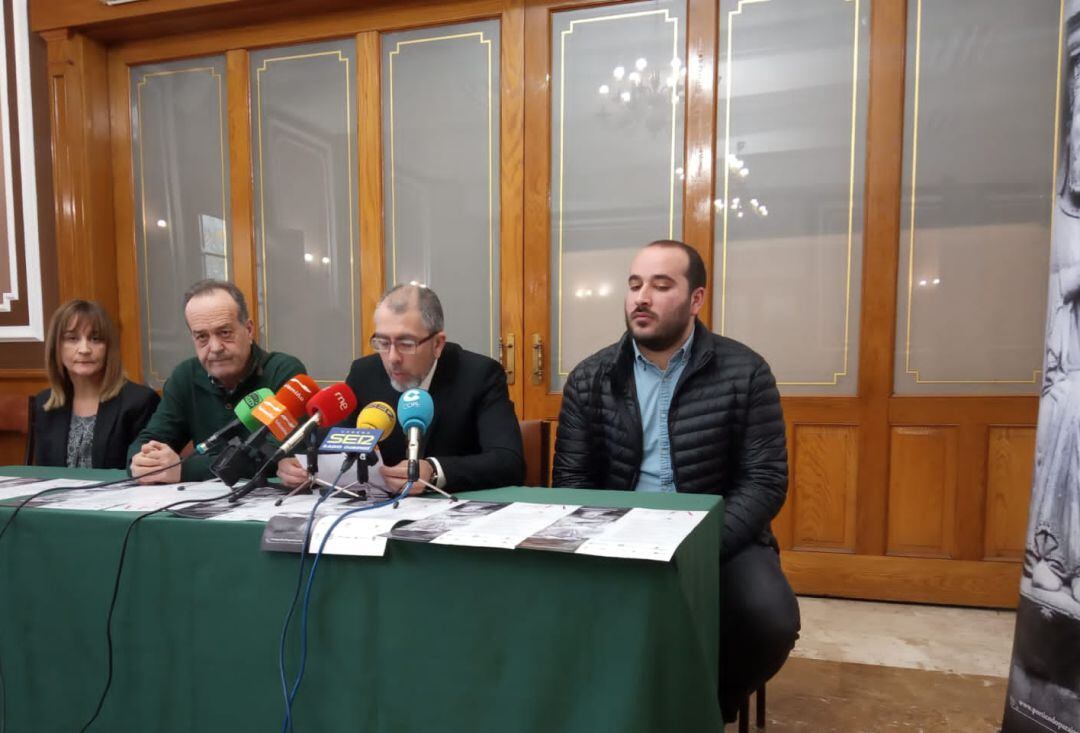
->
[715,154,769,220]
[597,56,685,135]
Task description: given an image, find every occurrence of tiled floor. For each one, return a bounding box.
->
[737,597,1016,732]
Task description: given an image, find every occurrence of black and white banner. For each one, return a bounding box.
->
[1004,3,1080,730]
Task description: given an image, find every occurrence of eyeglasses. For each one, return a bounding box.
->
[369,332,438,355]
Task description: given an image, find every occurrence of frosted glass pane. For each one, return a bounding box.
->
[713,0,869,396]
[251,40,360,384]
[131,57,230,387]
[382,20,500,357]
[550,0,687,391]
[895,0,1059,394]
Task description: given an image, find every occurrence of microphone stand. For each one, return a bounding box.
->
[272,430,326,507]
[306,430,319,484]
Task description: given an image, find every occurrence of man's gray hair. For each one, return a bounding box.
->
[183,279,250,323]
[378,284,444,334]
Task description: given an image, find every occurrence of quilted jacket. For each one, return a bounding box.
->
[553,320,788,558]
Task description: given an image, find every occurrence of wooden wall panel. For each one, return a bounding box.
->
[498,1,526,416]
[783,549,1020,608]
[44,30,116,313]
[984,426,1035,562]
[109,1,508,65]
[854,0,908,557]
[887,426,958,558]
[682,0,717,326]
[521,1,557,420]
[107,51,143,382]
[357,31,384,353]
[227,49,258,336]
[791,425,858,553]
[771,418,796,549]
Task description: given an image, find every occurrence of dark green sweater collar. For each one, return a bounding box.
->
[194,342,270,397]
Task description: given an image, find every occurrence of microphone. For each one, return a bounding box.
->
[229,383,357,502]
[242,374,320,447]
[250,396,300,440]
[275,373,321,420]
[396,389,434,483]
[210,374,319,486]
[195,388,273,454]
[305,401,397,501]
[357,401,396,433]
[278,383,357,457]
[344,401,397,481]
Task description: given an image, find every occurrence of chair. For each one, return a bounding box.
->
[737,684,766,732]
[0,394,34,465]
[518,419,550,487]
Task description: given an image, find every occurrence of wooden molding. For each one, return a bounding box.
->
[0,368,47,381]
[520,0,573,420]
[682,0,718,327]
[357,31,384,355]
[499,0,527,417]
[46,31,118,314]
[227,49,259,337]
[109,0,508,65]
[854,0,907,556]
[783,549,1021,609]
[108,50,143,382]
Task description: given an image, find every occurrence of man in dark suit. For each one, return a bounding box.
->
[277,284,524,493]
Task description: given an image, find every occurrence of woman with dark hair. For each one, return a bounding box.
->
[32,300,160,469]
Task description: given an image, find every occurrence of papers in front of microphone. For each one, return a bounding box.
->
[0,475,99,501]
[383,501,710,563]
[576,507,712,562]
[307,498,450,557]
[17,480,229,511]
[0,472,710,562]
[296,451,389,493]
[429,502,579,550]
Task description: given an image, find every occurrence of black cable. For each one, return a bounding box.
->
[278,465,347,733]
[283,481,412,728]
[79,490,233,732]
[0,457,192,733]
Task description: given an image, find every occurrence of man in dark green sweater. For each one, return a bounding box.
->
[128,280,306,483]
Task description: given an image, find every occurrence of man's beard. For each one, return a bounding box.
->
[625,301,692,352]
[389,374,423,392]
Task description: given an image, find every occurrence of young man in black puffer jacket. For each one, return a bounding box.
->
[554,239,800,723]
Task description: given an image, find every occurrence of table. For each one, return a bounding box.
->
[0,465,723,732]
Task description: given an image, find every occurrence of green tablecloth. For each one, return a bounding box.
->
[0,466,723,732]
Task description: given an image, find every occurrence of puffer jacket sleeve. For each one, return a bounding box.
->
[552,365,597,488]
[721,357,788,559]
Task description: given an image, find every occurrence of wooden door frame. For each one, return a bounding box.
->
[104,0,526,416]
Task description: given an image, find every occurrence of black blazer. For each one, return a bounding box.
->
[343,342,524,491]
[33,381,161,469]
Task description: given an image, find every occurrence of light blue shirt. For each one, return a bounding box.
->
[632,330,694,492]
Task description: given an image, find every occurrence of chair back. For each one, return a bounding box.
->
[518,419,550,487]
[0,394,34,464]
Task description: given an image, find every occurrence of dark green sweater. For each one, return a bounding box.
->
[127,344,306,481]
